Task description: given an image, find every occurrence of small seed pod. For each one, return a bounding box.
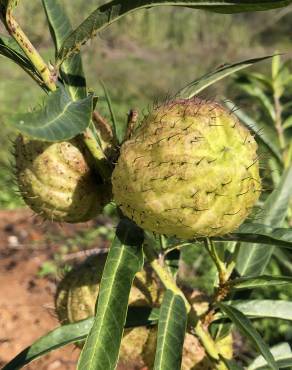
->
[15,135,110,223]
[55,255,233,369]
[112,98,261,238]
[55,254,162,367]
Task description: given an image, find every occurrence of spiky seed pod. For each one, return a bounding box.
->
[15,135,110,223]
[55,255,232,369]
[112,98,261,238]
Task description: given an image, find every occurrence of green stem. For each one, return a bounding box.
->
[204,238,228,285]
[5,8,56,91]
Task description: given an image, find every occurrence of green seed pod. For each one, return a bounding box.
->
[112,98,261,238]
[55,254,162,365]
[15,135,110,223]
[55,255,232,369]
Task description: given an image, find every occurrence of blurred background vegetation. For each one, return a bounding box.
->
[1,0,292,355]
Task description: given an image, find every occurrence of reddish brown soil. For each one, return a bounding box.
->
[0,209,144,370]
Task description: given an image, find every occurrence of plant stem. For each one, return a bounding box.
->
[5,9,56,91]
[82,128,113,181]
[273,91,287,165]
[204,238,228,285]
[143,241,227,366]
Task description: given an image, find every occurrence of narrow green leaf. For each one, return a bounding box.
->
[283,116,292,130]
[2,318,94,370]
[236,167,292,276]
[0,35,44,87]
[178,56,273,98]
[154,290,187,370]
[249,343,292,370]
[231,300,292,321]
[234,79,276,122]
[4,305,160,370]
[100,80,118,141]
[255,358,292,369]
[42,0,86,100]
[10,85,93,141]
[230,275,292,290]
[77,219,144,370]
[57,1,292,64]
[224,101,281,162]
[212,223,292,250]
[217,303,278,370]
[3,305,160,370]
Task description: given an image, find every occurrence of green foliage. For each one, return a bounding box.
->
[10,85,93,141]
[42,0,87,100]
[218,303,278,370]
[236,167,292,276]
[154,290,187,370]
[178,55,273,99]
[77,219,144,370]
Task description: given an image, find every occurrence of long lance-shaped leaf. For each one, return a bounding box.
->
[42,0,86,100]
[217,303,278,370]
[229,275,292,290]
[236,167,292,276]
[249,343,292,370]
[77,219,144,370]
[56,1,292,64]
[154,290,187,370]
[3,306,160,370]
[9,85,93,141]
[216,300,292,322]
[177,56,273,99]
[211,223,292,250]
[2,318,94,370]
[0,35,45,88]
[224,101,282,162]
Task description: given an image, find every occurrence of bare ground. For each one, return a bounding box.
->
[0,209,144,370]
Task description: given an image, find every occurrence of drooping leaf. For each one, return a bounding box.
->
[177,56,273,98]
[217,303,278,370]
[77,218,144,370]
[57,1,292,64]
[3,306,160,370]
[0,35,44,87]
[9,85,93,141]
[212,223,292,250]
[2,318,94,370]
[42,0,86,100]
[236,167,292,276]
[249,343,292,370]
[229,275,292,290]
[154,290,187,370]
[224,101,282,162]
